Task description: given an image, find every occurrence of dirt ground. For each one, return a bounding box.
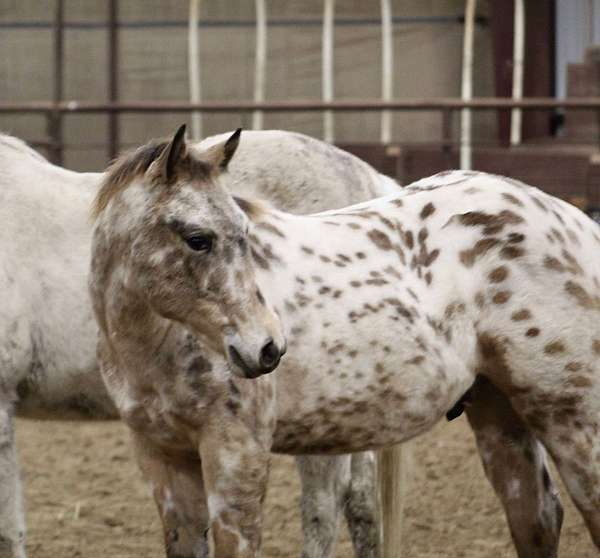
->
[17,416,595,558]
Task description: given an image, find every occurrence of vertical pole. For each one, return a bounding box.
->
[49,0,64,165]
[510,0,525,146]
[322,0,335,142]
[460,0,477,170]
[188,0,202,140]
[108,0,119,160]
[252,0,267,130]
[380,0,393,144]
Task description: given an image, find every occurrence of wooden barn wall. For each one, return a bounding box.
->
[1,0,494,171]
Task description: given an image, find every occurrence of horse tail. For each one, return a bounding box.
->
[378,443,410,558]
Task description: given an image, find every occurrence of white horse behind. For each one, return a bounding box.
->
[0,130,403,558]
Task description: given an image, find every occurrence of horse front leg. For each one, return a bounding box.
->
[132,432,209,558]
[0,400,25,558]
[199,420,270,558]
[295,455,349,558]
[465,377,562,558]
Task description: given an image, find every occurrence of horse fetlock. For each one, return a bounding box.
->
[165,526,209,558]
[208,517,256,558]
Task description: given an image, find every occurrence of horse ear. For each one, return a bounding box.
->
[160,124,187,182]
[201,128,242,172]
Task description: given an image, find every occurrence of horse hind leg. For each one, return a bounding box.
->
[466,377,563,558]
[0,398,25,558]
[531,393,600,550]
[295,455,349,558]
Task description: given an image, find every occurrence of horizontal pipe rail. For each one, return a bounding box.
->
[3,98,600,114]
[0,16,488,31]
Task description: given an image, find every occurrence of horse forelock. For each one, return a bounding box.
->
[91,139,212,221]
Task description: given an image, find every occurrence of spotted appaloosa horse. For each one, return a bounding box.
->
[91,128,600,558]
[0,129,401,558]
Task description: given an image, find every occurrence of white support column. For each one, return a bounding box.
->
[380,0,393,144]
[188,0,202,140]
[460,0,477,170]
[252,0,267,130]
[510,0,525,146]
[322,0,335,142]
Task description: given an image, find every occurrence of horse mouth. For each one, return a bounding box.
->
[228,345,262,379]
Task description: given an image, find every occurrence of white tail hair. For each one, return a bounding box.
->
[378,443,410,558]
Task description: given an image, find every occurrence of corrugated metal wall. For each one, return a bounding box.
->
[0,0,495,171]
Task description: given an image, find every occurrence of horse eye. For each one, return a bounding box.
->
[185,234,213,253]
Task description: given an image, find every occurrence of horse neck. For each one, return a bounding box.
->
[249,201,473,328]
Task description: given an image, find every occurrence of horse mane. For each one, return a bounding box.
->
[233,195,270,222]
[91,139,170,220]
[0,133,48,163]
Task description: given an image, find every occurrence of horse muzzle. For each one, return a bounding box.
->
[227,338,286,379]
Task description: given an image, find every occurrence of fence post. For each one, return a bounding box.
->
[510,0,525,146]
[108,0,120,160]
[460,0,477,170]
[322,0,335,142]
[188,0,202,140]
[252,0,267,130]
[381,0,393,144]
[49,0,64,165]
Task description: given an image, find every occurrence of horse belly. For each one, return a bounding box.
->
[272,348,474,455]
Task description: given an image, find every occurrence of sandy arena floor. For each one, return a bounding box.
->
[17,416,595,558]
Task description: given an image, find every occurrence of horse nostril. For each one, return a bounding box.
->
[259,339,281,370]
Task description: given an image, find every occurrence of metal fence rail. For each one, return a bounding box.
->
[5,97,598,163]
[4,98,600,113]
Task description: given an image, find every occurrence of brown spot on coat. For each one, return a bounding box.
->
[405,355,425,365]
[366,278,389,286]
[488,266,509,283]
[531,196,549,212]
[568,376,592,388]
[458,210,524,235]
[459,238,501,267]
[301,246,314,255]
[543,255,565,272]
[492,290,512,304]
[525,327,540,337]
[544,341,566,354]
[367,229,392,251]
[502,192,524,207]
[420,202,436,220]
[565,280,600,310]
[593,340,600,354]
[511,309,531,321]
[500,245,525,260]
